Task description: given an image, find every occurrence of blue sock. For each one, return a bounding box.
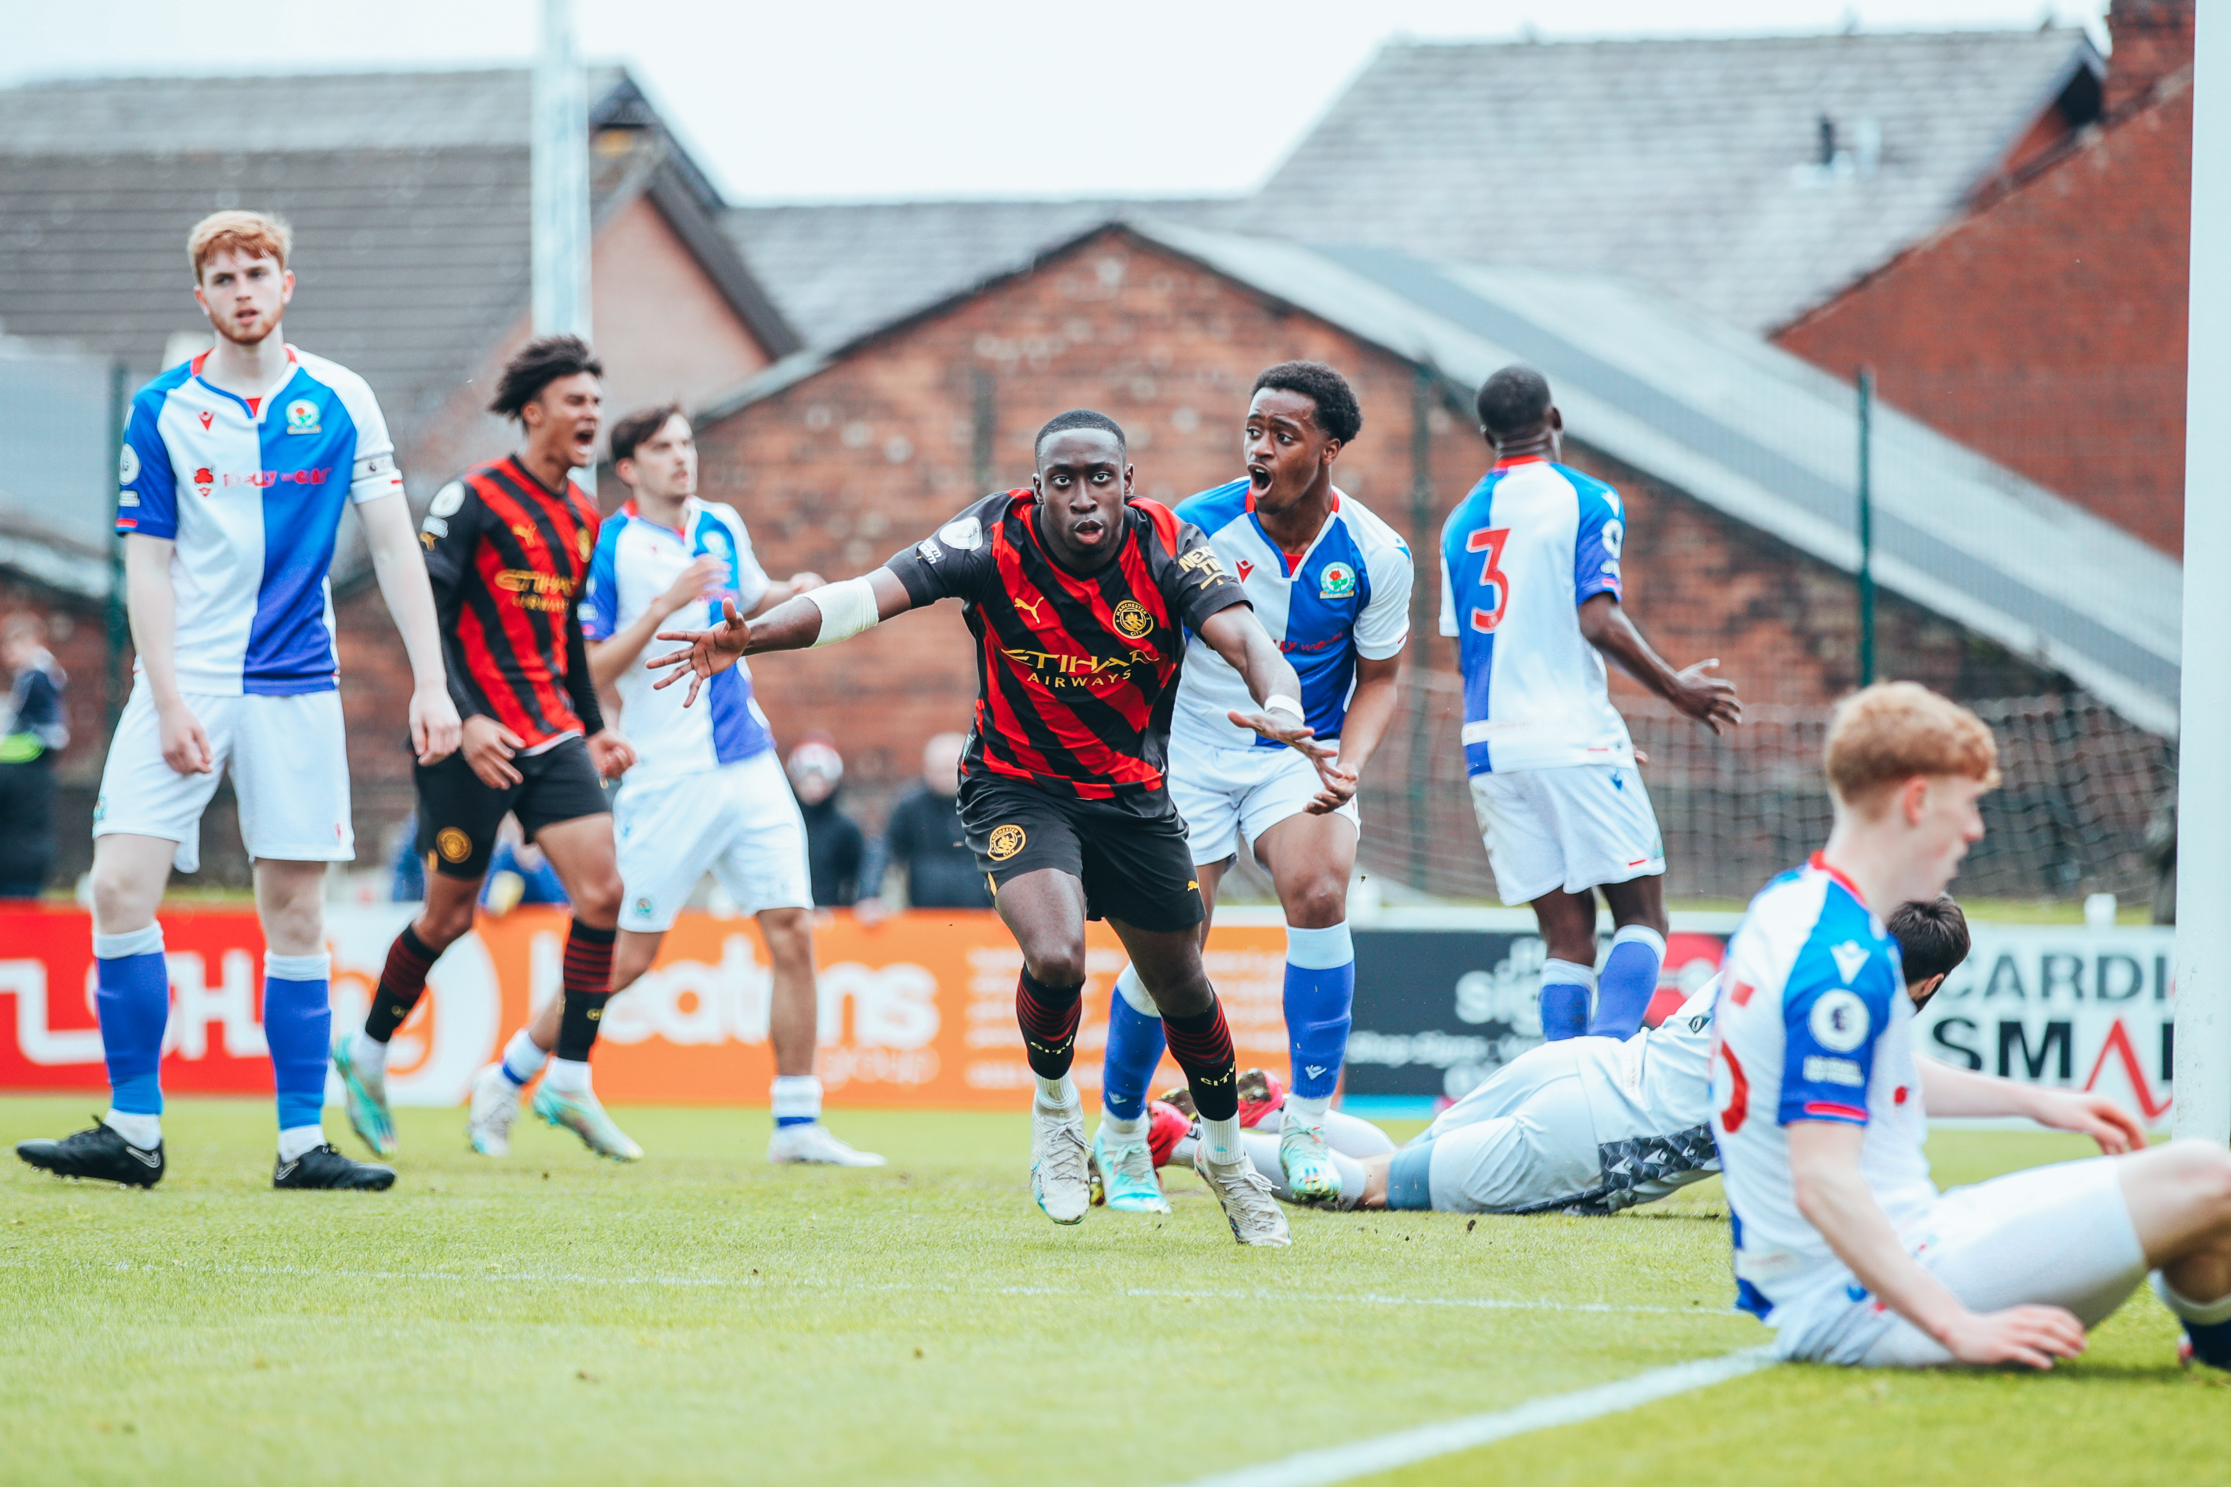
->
[1101,966,1165,1123]
[1283,922,1354,1101]
[262,953,332,1137]
[1588,926,1667,1038]
[94,927,170,1115]
[1539,958,1595,1042]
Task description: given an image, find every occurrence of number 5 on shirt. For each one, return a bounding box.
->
[1467,527,1511,633]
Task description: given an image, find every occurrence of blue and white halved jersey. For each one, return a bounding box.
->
[1710,855,1932,1322]
[583,497,775,782]
[1438,457,1633,774]
[116,346,403,695]
[1170,480,1412,749]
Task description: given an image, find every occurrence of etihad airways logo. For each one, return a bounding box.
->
[1000,646,1154,690]
[495,569,580,612]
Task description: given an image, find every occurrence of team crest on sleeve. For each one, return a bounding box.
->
[938,516,983,550]
[118,444,140,486]
[1808,989,1871,1052]
[429,481,467,517]
[1318,562,1357,600]
[1111,599,1155,639]
[284,398,321,435]
[987,824,1027,861]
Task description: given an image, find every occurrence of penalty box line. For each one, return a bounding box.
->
[1172,1345,1779,1487]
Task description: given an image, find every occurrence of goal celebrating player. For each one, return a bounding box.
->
[652,410,1334,1245]
[15,210,459,1191]
[1444,365,1739,1043]
[1096,362,1409,1211]
[1713,682,2231,1371]
[463,404,882,1166]
[330,336,638,1162]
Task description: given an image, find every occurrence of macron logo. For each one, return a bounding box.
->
[1236,559,1254,581]
[1830,941,1869,986]
[1303,1065,1327,1079]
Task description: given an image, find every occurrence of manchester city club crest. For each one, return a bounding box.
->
[284,398,320,435]
[1319,561,1357,600]
[1111,598,1154,639]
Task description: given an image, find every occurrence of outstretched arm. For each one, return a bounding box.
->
[648,567,915,707]
[1917,1060,2144,1152]
[1195,606,1344,791]
[1577,593,1741,734]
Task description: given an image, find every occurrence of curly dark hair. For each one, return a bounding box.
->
[487,334,604,421]
[1475,364,1553,440]
[608,402,687,466]
[1251,361,1362,444]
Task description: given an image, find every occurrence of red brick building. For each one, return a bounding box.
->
[1774,0,2195,554]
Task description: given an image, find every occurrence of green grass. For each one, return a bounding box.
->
[0,1100,2216,1486]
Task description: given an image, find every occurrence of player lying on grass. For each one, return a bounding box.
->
[650,409,1338,1246]
[460,404,881,1167]
[17,209,459,1192]
[332,336,639,1163]
[1096,361,1410,1213]
[1714,681,2231,1371]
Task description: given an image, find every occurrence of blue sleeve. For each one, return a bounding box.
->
[117,391,177,539]
[1571,477,1624,606]
[581,519,622,641]
[1776,943,1898,1126]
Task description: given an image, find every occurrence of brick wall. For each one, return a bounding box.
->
[1774,52,2192,554]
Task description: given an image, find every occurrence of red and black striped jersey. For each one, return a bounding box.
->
[419,455,605,750]
[885,491,1247,799]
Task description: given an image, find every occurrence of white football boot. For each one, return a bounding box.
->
[466,1062,521,1157]
[1029,1101,1091,1225]
[767,1122,887,1166]
[1194,1146,1292,1247]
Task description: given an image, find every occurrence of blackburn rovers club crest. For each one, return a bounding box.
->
[284,398,320,435]
[436,827,472,864]
[1111,598,1154,640]
[987,824,1027,861]
[1318,562,1357,600]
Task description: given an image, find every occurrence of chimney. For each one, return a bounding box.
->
[2106,0,2196,113]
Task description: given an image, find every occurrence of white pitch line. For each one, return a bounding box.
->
[1172,1346,1779,1487]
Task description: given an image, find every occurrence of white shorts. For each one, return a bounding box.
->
[1166,731,1359,868]
[94,682,352,874]
[1395,1042,1603,1212]
[615,749,813,932]
[1774,1156,2147,1366]
[1468,763,1664,905]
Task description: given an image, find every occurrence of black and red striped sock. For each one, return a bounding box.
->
[363,923,439,1043]
[1162,998,1239,1122]
[553,919,618,1062]
[1015,967,1083,1082]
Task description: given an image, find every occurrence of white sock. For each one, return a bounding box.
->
[502,1029,548,1086]
[771,1075,823,1124]
[2154,1271,2231,1325]
[544,1057,590,1095]
[1035,1074,1079,1110]
[1100,1110,1146,1141]
[276,1125,325,1162]
[1285,1092,1332,1128]
[351,1029,388,1074]
[103,1110,161,1149]
[1201,1114,1244,1165]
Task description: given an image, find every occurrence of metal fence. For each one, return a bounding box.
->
[1359,673,2176,907]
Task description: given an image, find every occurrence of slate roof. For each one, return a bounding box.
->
[1226,29,2104,333]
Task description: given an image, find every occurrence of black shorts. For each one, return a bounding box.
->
[415,734,610,880]
[957,773,1204,933]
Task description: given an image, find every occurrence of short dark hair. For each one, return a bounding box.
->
[1476,364,1553,440]
[609,403,687,467]
[1034,408,1126,461]
[488,334,604,421]
[1251,361,1362,444]
[1888,896,1971,987]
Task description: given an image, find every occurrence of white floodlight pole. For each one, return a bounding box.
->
[532,0,593,345]
[2176,0,2231,1143]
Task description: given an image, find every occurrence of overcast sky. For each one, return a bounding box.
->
[12,0,2112,200]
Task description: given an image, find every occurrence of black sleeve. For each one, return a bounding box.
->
[420,480,488,720]
[883,495,1007,609]
[563,601,605,737]
[1162,516,1251,633]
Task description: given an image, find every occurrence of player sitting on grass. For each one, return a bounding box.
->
[650,410,1340,1246]
[1096,362,1410,1213]
[1714,681,2231,1371]
[1444,365,1740,1044]
[463,404,882,1167]
[331,336,639,1162]
[15,210,459,1192]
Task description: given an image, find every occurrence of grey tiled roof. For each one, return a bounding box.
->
[1233,29,2102,332]
[722,198,1245,348]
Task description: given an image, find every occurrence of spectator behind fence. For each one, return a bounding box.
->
[863,732,994,915]
[0,613,69,897]
[787,737,865,907]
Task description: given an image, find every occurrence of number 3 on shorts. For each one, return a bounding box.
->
[1467,527,1511,633]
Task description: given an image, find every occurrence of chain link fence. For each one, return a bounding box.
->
[1360,671,2176,907]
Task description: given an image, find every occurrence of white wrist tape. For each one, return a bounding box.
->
[804,576,882,647]
[1264,694,1304,722]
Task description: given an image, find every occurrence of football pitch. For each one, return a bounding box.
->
[0,1098,2218,1486]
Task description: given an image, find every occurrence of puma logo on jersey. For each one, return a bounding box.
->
[1013,595,1047,626]
[1830,941,1869,985]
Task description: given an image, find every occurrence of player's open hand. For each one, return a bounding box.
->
[410,684,462,766]
[1229,706,1340,775]
[156,698,215,777]
[2032,1088,2147,1154]
[649,597,752,707]
[1939,1303,2087,1369]
[461,714,525,789]
[1668,658,1743,734]
[586,729,635,780]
